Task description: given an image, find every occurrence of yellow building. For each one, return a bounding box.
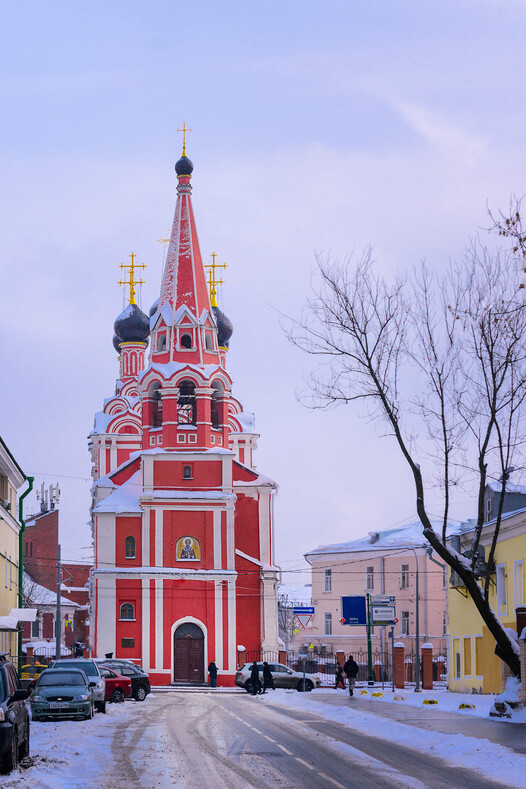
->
[0,436,26,658]
[448,507,526,693]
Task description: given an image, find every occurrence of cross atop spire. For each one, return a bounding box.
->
[177,122,192,157]
[119,252,146,305]
[205,252,228,307]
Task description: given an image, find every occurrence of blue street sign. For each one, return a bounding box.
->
[341,596,367,625]
[293,606,315,615]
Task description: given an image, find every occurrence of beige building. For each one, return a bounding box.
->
[302,522,453,661]
[0,436,26,657]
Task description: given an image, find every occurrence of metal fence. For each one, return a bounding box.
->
[285,649,447,687]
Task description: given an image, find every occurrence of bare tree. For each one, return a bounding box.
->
[286,243,526,676]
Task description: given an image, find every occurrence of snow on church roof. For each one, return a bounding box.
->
[305,519,465,558]
[93,471,142,514]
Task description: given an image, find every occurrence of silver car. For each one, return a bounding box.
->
[235,662,321,692]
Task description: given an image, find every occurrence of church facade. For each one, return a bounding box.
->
[89,148,280,685]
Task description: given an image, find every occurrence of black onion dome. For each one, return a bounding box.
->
[213,305,233,349]
[149,298,159,318]
[112,334,122,354]
[175,155,194,176]
[114,303,150,344]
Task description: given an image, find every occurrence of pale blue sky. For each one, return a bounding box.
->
[1,1,526,575]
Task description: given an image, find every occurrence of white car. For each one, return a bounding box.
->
[235,662,321,692]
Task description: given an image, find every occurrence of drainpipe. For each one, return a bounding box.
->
[18,476,34,671]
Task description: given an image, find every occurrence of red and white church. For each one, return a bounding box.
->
[89,147,280,685]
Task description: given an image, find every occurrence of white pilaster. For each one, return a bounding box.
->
[258,491,271,565]
[155,507,163,566]
[214,581,223,670]
[96,575,116,657]
[155,577,163,669]
[227,577,236,671]
[97,514,116,568]
[142,578,150,671]
[213,509,222,569]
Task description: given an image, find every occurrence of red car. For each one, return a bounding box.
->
[99,665,132,703]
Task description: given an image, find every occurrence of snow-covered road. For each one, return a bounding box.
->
[2,689,526,788]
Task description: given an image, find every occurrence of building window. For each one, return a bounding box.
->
[31,618,40,638]
[183,465,193,479]
[401,611,409,635]
[180,333,192,349]
[177,380,196,425]
[400,564,409,589]
[177,434,185,443]
[366,566,374,591]
[120,603,135,620]
[443,611,447,635]
[205,334,213,350]
[157,334,166,351]
[475,635,483,678]
[210,435,215,444]
[514,560,524,609]
[453,639,461,678]
[125,536,136,559]
[496,564,507,614]
[443,564,447,589]
[188,434,197,443]
[211,382,223,428]
[149,382,162,428]
[324,613,332,635]
[463,637,472,677]
[324,569,332,592]
[121,638,135,648]
[150,436,155,446]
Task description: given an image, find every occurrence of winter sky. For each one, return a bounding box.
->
[1,1,526,577]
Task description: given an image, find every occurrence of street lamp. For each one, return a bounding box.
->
[407,546,421,692]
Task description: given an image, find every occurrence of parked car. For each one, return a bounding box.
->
[30,668,95,721]
[98,666,132,703]
[94,660,151,701]
[235,662,321,692]
[20,663,48,681]
[0,653,30,774]
[50,659,106,713]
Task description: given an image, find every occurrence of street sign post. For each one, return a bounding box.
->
[340,596,367,625]
[293,606,314,630]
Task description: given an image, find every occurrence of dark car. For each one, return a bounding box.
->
[95,660,150,701]
[0,653,30,774]
[49,659,106,713]
[30,668,95,721]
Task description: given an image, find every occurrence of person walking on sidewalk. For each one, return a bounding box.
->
[261,662,275,693]
[208,659,218,688]
[343,655,359,696]
[250,661,261,695]
[334,663,346,690]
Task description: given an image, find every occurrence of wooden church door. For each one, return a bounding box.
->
[173,623,205,683]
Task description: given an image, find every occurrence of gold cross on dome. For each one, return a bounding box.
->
[177,123,192,157]
[118,252,147,305]
[205,252,228,307]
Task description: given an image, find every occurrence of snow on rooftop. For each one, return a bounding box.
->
[24,572,79,608]
[236,411,256,433]
[487,480,526,495]
[89,411,112,436]
[306,519,465,557]
[93,471,142,514]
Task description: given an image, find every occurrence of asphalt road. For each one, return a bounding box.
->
[98,691,515,789]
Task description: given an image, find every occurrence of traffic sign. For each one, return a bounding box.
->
[341,596,367,625]
[371,595,395,605]
[371,605,396,625]
[293,606,314,630]
[295,613,313,629]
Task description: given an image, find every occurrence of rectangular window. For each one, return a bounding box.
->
[443,611,447,635]
[366,566,374,591]
[210,435,215,444]
[401,611,409,635]
[9,559,12,591]
[177,434,186,443]
[31,619,39,638]
[514,560,524,609]
[463,637,472,677]
[324,612,332,635]
[121,638,135,648]
[4,555,7,588]
[443,565,447,589]
[324,569,332,592]
[188,434,197,443]
[475,635,483,678]
[496,564,507,614]
[400,564,409,589]
[150,436,155,446]
[452,638,461,679]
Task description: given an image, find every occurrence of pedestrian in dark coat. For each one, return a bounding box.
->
[250,661,261,695]
[343,655,359,696]
[261,662,275,693]
[334,663,345,689]
[208,660,218,688]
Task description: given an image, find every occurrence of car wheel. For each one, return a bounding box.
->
[134,686,147,701]
[297,679,313,692]
[110,688,125,703]
[244,680,253,693]
[19,722,30,759]
[96,700,107,714]
[0,727,18,774]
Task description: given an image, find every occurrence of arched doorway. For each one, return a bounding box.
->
[173,622,205,683]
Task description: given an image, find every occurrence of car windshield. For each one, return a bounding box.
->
[38,671,86,687]
[55,661,97,677]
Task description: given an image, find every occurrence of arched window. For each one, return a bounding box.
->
[177,380,196,425]
[180,333,192,349]
[149,382,162,428]
[183,465,192,479]
[211,381,223,429]
[157,334,166,351]
[205,333,213,350]
[174,622,203,638]
[125,536,136,559]
[120,603,135,620]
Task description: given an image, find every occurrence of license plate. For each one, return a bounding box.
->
[49,702,70,709]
